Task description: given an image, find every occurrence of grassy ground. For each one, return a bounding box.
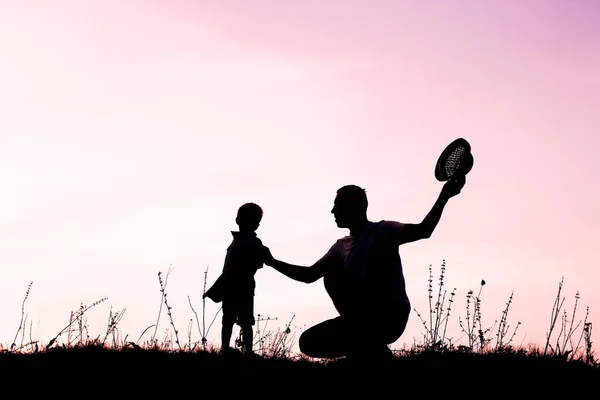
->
[1,343,598,397]
[2,341,598,373]
[2,264,597,395]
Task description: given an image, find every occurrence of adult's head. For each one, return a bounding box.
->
[236,202,263,232]
[331,185,368,229]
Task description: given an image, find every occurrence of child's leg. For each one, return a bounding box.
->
[221,299,236,352]
[239,323,253,354]
[221,320,234,352]
[237,294,255,355]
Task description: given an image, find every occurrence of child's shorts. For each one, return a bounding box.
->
[222,296,255,326]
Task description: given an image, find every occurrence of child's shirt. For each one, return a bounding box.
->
[221,231,264,297]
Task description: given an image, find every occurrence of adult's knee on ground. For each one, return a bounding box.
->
[298,326,332,357]
[298,329,313,356]
[298,318,354,359]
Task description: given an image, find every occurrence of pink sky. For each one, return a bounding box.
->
[0,0,598,355]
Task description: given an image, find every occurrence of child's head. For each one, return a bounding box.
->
[235,202,263,232]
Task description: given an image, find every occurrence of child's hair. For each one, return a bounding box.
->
[236,202,263,229]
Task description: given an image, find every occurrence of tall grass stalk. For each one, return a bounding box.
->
[11,281,33,351]
[544,277,591,361]
[46,297,108,349]
[414,260,456,349]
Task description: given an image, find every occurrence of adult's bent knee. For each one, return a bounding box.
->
[298,330,312,355]
[299,326,327,358]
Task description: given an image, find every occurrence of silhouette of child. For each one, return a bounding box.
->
[203,202,264,356]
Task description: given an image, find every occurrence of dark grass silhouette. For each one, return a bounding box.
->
[1,341,598,378]
[2,264,598,389]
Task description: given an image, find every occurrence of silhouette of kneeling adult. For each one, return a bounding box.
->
[263,178,466,362]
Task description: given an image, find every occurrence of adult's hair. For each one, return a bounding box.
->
[336,185,368,211]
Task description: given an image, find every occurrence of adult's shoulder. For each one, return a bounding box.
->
[376,220,406,232]
[335,234,352,248]
[378,219,405,226]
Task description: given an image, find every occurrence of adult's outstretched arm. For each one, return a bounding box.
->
[396,176,466,245]
[263,247,326,283]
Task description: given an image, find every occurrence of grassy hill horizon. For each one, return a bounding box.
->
[2,261,597,394]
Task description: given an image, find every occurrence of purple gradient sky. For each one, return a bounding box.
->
[1,0,598,354]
